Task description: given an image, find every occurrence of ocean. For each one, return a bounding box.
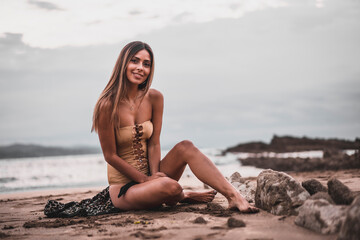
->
[0,148,330,194]
[0,148,267,194]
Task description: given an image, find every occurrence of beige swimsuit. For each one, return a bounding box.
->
[107,120,153,186]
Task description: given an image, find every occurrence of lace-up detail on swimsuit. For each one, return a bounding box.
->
[107,120,153,185]
[133,124,147,168]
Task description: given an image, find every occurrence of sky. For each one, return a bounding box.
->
[0,0,359,149]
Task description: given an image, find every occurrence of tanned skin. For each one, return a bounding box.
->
[98,49,259,213]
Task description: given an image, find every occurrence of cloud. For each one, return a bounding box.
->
[0,32,24,54]
[172,12,192,23]
[0,33,120,146]
[28,0,63,11]
[85,20,103,26]
[141,0,360,146]
[129,10,142,15]
[0,0,359,147]
[1,0,288,48]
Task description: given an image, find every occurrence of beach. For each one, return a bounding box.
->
[1,169,359,240]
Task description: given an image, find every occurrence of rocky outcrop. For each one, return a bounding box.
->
[328,178,355,205]
[338,195,360,240]
[255,169,310,215]
[239,150,359,172]
[225,135,360,153]
[295,178,359,236]
[309,192,335,204]
[225,135,360,172]
[295,199,347,234]
[302,179,327,195]
[230,172,256,203]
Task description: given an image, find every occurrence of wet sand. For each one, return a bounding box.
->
[1,169,359,240]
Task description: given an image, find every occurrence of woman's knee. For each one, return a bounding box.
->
[173,140,196,155]
[159,177,183,197]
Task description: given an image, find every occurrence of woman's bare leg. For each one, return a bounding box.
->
[110,177,184,210]
[160,140,258,213]
[180,190,217,204]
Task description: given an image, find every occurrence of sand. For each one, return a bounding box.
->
[1,169,359,240]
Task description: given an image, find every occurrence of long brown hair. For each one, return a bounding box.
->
[91,41,155,132]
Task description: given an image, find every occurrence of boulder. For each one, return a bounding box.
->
[230,171,256,203]
[230,172,243,183]
[255,169,310,215]
[231,180,256,203]
[302,179,327,195]
[309,192,335,204]
[338,195,360,240]
[295,199,347,234]
[328,178,354,205]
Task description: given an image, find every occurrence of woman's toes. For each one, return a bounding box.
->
[251,207,259,213]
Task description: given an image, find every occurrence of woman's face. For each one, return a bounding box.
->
[126,49,151,86]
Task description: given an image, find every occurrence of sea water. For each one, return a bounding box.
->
[0,148,330,194]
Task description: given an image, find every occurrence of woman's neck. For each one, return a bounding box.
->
[126,85,139,102]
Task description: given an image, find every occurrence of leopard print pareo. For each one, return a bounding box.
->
[44,187,121,218]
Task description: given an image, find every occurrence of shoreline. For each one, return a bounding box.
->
[0,162,264,196]
[1,169,359,239]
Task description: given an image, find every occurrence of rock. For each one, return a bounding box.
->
[323,148,341,158]
[0,232,10,238]
[2,225,15,230]
[227,217,246,228]
[309,192,335,204]
[193,216,207,224]
[238,146,360,172]
[302,179,327,195]
[131,231,162,239]
[204,203,231,217]
[338,195,360,240]
[295,199,347,234]
[206,203,224,211]
[225,135,360,154]
[230,172,243,183]
[327,178,354,205]
[255,169,310,215]
[231,180,256,203]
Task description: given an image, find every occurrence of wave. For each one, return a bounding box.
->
[0,149,265,194]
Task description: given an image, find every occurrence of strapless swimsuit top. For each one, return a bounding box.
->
[107,120,153,186]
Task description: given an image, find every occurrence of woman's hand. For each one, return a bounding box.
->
[145,172,167,182]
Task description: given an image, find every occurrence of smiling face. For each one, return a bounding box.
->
[126,49,152,86]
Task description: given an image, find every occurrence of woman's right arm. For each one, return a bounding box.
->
[97,101,165,183]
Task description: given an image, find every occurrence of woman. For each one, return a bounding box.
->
[91,41,258,213]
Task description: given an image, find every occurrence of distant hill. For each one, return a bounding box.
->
[0,144,102,159]
[224,135,360,153]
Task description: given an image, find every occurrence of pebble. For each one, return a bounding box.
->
[227,217,246,228]
[193,216,207,224]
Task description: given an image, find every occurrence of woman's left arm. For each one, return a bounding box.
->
[148,89,164,175]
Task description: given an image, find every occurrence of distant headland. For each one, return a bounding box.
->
[0,144,101,159]
[224,135,360,172]
[224,135,360,153]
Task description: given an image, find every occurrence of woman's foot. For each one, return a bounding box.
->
[180,190,217,204]
[228,193,259,213]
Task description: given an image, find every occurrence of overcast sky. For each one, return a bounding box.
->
[0,0,359,149]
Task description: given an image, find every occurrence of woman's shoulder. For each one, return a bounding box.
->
[148,88,163,102]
